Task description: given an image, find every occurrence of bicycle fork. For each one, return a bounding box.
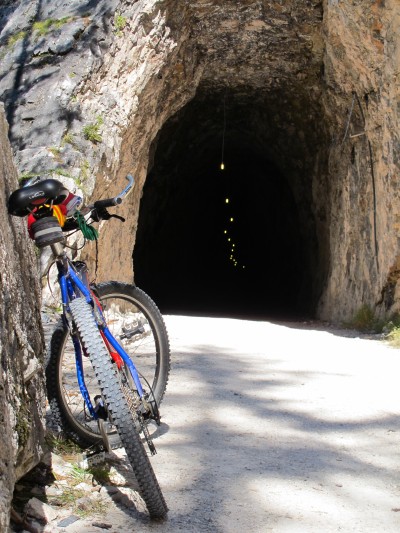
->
[58,260,160,453]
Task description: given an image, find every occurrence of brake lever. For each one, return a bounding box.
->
[91,207,125,223]
[91,207,110,222]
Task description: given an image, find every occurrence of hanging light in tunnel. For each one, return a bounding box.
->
[230,217,234,222]
[225,198,229,204]
[220,90,227,171]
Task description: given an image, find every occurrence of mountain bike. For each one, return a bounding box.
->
[7,174,170,519]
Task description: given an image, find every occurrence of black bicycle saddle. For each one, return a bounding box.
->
[8,179,69,216]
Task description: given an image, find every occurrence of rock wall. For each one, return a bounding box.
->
[318,0,400,320]
[0,104,45,530]
[0,0,399,321]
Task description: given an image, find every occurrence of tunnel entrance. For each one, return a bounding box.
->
[134,88,326,319]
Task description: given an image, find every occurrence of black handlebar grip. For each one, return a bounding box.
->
[93,197,122,209]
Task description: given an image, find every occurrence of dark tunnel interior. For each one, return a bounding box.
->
[134,89,324,319]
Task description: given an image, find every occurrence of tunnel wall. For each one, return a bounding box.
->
[0,0,399,321]
[317,0,400,320]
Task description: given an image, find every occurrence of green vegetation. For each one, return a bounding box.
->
[52,167,74,179]
[83,116,103,143]
[33,17,72,37]
[51,166,84,190]
[4,16,72,58]
[7,30,27,47]
[46,458,109,517]
[1,30,27,59]
[346,305,382,333]
[114,12,127,34]
[70,463,111,486]
[89,465,111,485]
[43,303,63,314]
[61,132,77,147]
[384,320,400,347]
[50,486,86,506]
[19,173,37,183]
[48,146,62,161]
[346,304,400,347]
[79,159,90,184]
[45,432,83,457]
[69,464,93,485]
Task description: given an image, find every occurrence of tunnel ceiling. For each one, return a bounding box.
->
[188,0,325,92]
[135,0,330,318]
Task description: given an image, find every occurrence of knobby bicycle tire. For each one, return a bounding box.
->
[46,282,170,448]
[68,297,168,518]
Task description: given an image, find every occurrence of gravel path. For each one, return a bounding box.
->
[59,315,400,532]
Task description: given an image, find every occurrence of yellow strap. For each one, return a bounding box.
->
[51,205,66,227]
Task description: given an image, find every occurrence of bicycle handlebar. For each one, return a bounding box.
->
[92,174,135,210]
[93,197,123,209]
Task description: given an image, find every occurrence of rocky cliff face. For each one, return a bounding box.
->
[318,0,400,320]
[0,104,45,530]
[0,0,399,321]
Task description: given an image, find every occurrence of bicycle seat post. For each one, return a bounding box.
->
[50,241,66,259]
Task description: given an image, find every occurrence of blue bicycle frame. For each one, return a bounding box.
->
[57,258,145,421]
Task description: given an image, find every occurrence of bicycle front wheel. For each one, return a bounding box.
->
[69,296,168,519]
[46,282,170,448]
[94,281,170,407]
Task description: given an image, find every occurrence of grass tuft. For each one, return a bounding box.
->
[33,17,72,37]
[45,432,83,457]
[83,116,103,143]
[345,305,383,333]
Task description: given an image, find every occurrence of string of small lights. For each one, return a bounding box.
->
[223,196,246,270]
[219,92,245,270]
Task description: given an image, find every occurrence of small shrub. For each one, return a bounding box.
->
[346,305,381,332]
[386,326,400,347]
[381,313,400,347]
[346,306,400,346]
[83,123,102,143]
[89,465,111,484]
[83,116,103,143]
[114,12,127,34]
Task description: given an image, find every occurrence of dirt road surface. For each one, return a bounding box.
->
[68,315,400,532]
